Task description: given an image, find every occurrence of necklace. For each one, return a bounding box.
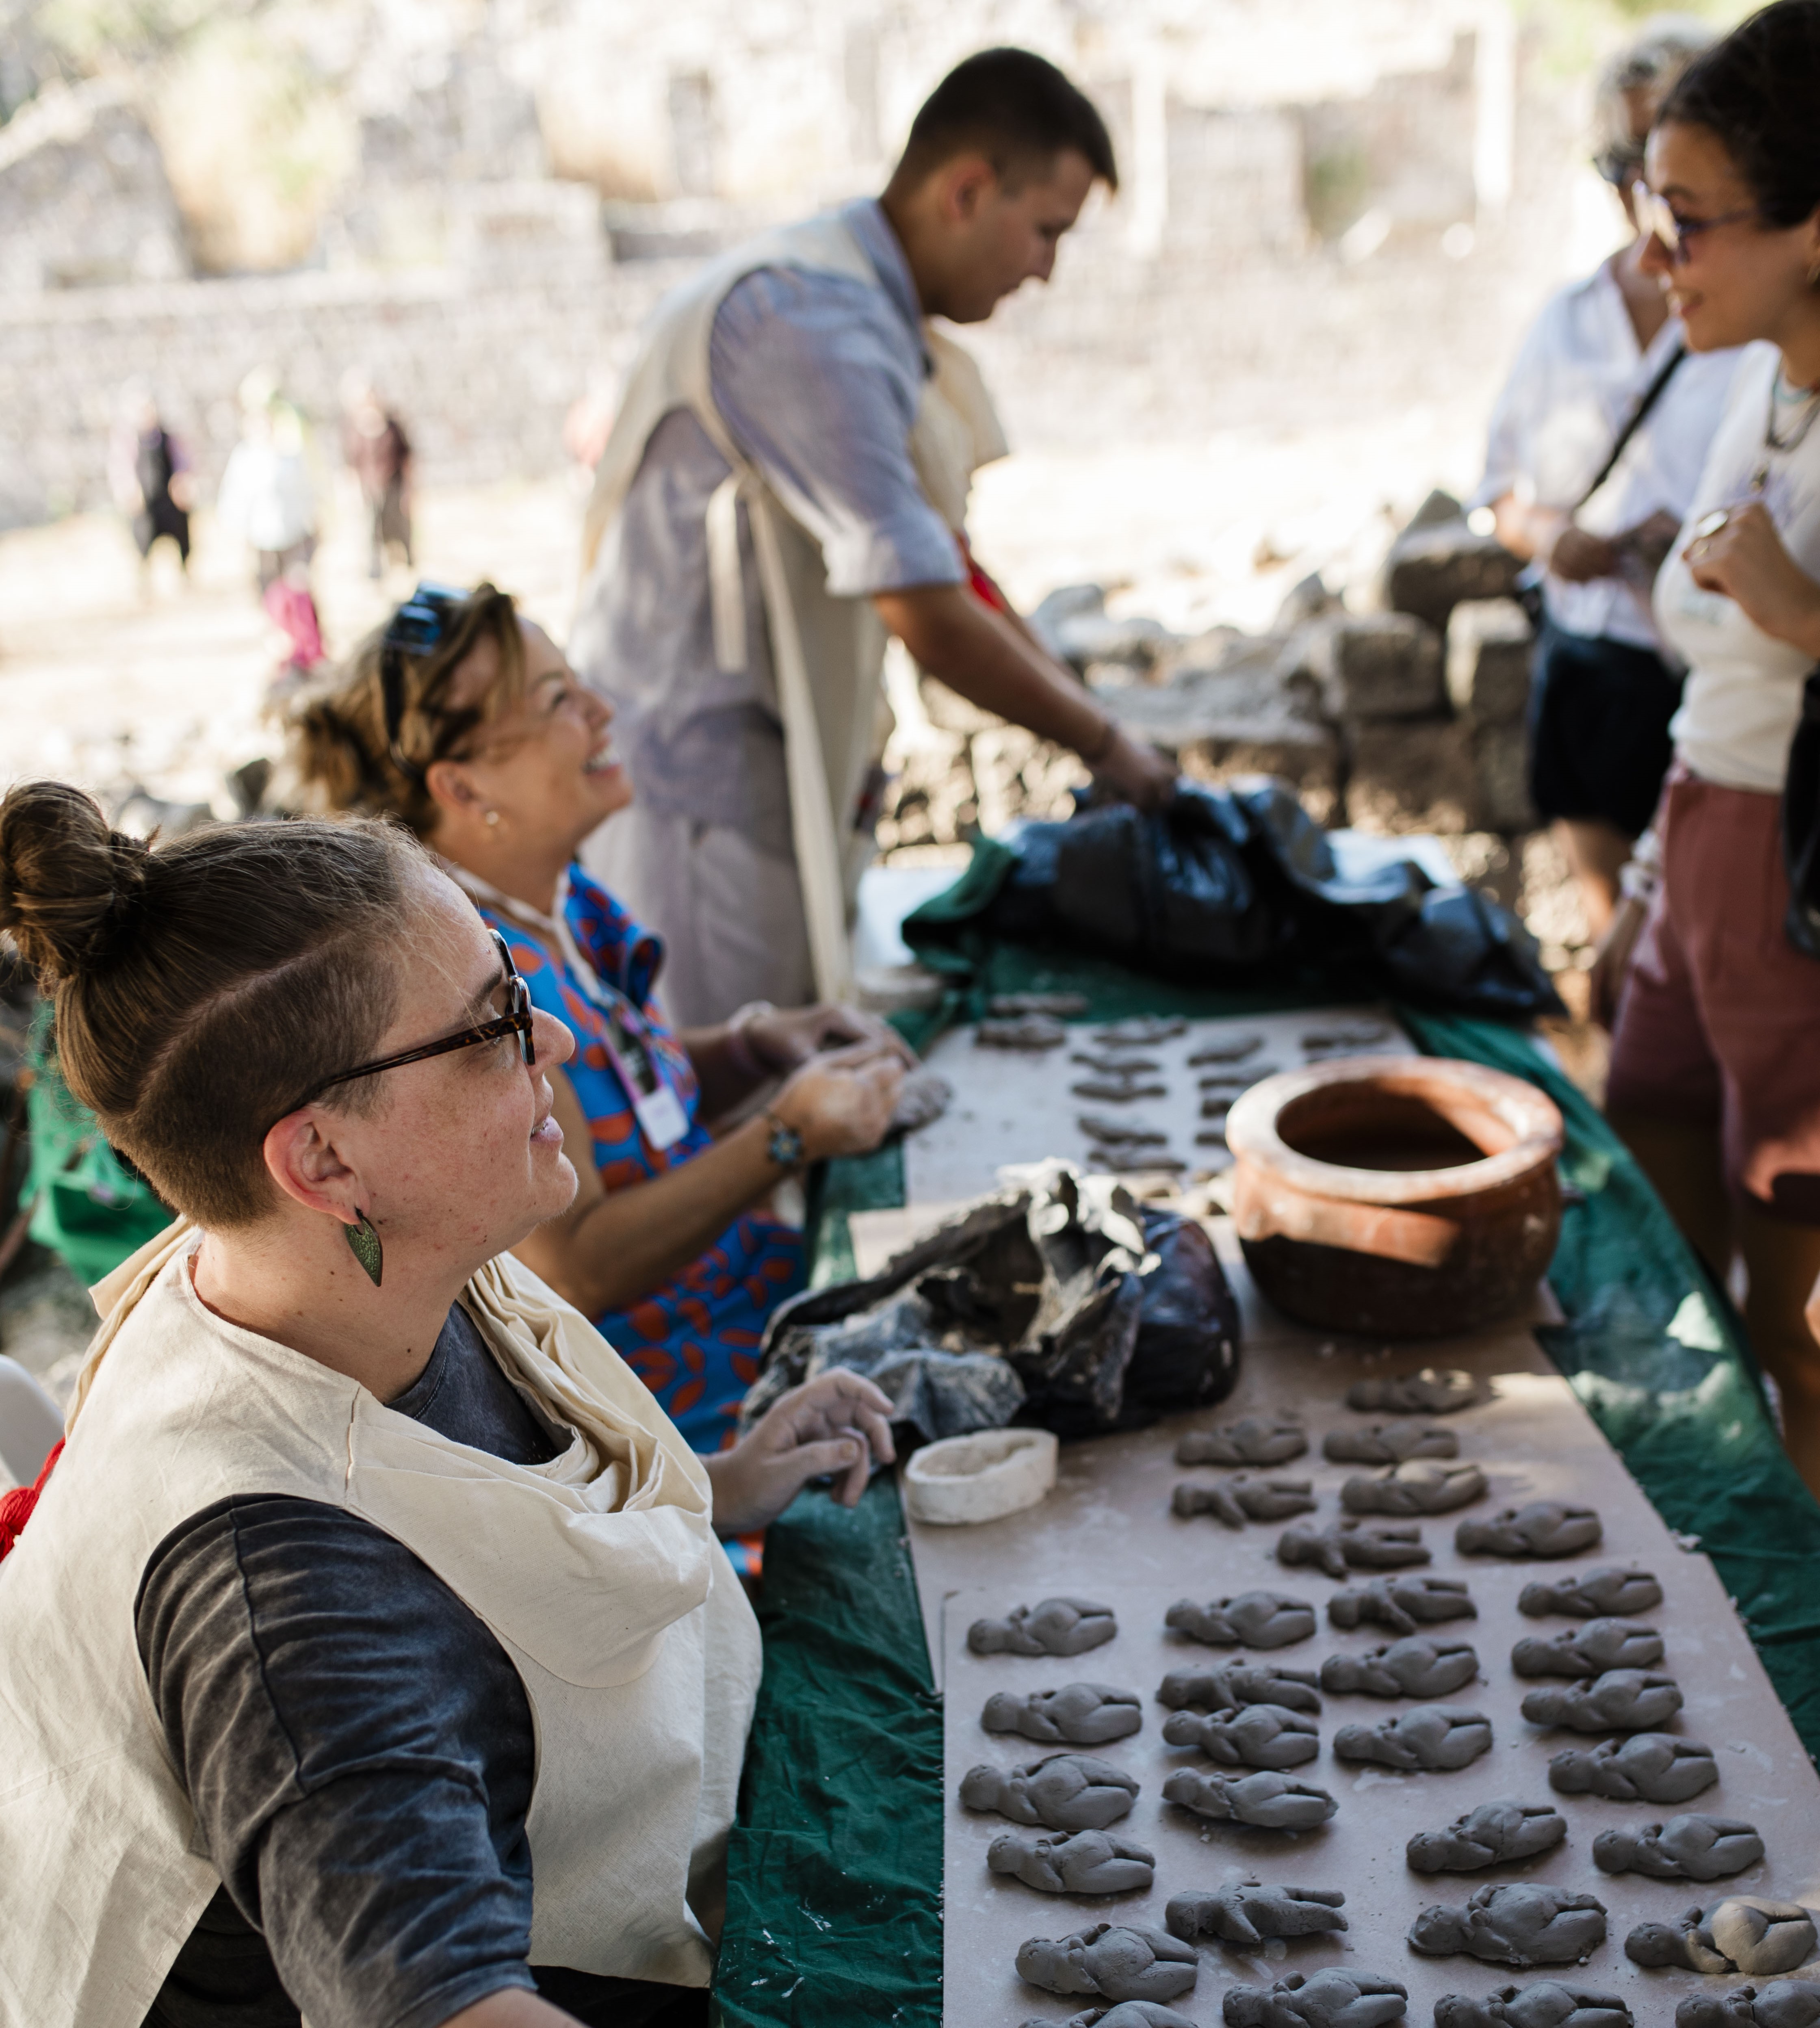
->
[1753,366,1820,490]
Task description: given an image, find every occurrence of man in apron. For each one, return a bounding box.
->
[570,46,1177,1026]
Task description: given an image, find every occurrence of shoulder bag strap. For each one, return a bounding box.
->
[1574,340,1686,510]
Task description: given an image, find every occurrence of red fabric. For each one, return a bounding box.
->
[262,578,325,669]
[958,533,1013,618]
[0,1438,63,1561]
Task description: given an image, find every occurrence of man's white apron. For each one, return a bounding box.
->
[571,208,1006,1002]
[0,1226,761,2028]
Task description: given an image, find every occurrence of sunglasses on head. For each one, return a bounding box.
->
[276,928,537,1127]
[381,580,472,782]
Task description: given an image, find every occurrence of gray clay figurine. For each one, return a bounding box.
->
[988,1828,1157,1896]
[1511,1621,1664,1679]
[1409,1885,1609,1967]
[984,1683,1144,1746]
[1080,1114,1168,1149]
[1073,1051,1162,1076]
[1329,1576,1477,1636]
[1521,1669,1684,1733]
[1016,1921,1200,2002]
[1549,1733,1717,1804]
[1324,1421,1460,1464]
[1074,1076,1169,1104]
[1279,1519,1430,1580]
[1178,1417,1310,1467]
[1677,1984,1820,2028]
[1223,1968,1410,2028]
[993,991,1090,1018]
[1158,1664,1322,1714]
[960,1753,1140,1830]
[1098,1016,1188,1046]
[1435,1982,1633,2028]
[1174,1476,1318,1528]
[1191,1034,1266,1065]
[1593,1816,1765,1882]
[1163,1767,1340,1830]
[1346,1369,1483,1415]
[1342,1462,1488,1518]
[978,1014,1067,1050]
[1168,1592,1317,1649]
[1167,1883,1347,1947]
[1626,1900,1818,1977]
[1518,1567,1663,1618]
[1333,1704,1492,1772]
[1457,1504,1603,1559]
[1320,1636,1479,1700]
[970,1597,1118,1657]
[1019,2006,1201,2028]
[1161,1703,1321,1769]
[1406,1800,1568,1874]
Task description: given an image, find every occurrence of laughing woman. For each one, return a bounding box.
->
[288,583,907,1457]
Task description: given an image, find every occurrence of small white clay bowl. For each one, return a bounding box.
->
[902,1428,1059,1526]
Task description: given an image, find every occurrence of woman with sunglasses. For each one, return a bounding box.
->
[1474,19,1738,943]
[286,582,910,1470]
[1599,0,1820,1491]
[0,780,895,2027]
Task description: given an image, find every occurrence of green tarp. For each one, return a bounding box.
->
[715,892,1820,2028]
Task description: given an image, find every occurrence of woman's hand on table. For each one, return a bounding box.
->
[745,1002,916,1073]
[771,1041,905,1159]
[705,1369,897,1534]
[1684,500,1820,657]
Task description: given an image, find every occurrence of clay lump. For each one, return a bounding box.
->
[1677,1984,1820,2028]
[1166,1883,1347,1946]
[960,1753,1140,1830]
[1547,1733,1718,1804]
[1593,1815,1764,1882]
[1161,1703,1321,1769]
[989,1828,1157,1896]
[1458,1504,1603,1559]
[1625,1899,1818,1977]
[1346,1369,1483,1415]
[1163,1767,1339,1830]
[1319,1636,1479,1700]
[1178,1417,1309,1466]
[1175,1477,1318,1528]
[1157,1664,1321,1714]
[984,1683,1144,1746]
[1342,1461,1487,1517]
[1324,1421,1460,1464]
[978,1014,1068,1050]
[1511,1621,1664,1678]
[1521,1670,1684,1733]
[1519,1567,1663,1618]
[1016,1922,1199,2004]
[1280,1519,1430,1579]
[1018,2006,1200,2028]
[1409,1884,1609,1967]
[1222,1967,1410,2028]
[1333,1704,1492,1771]
[1435,1983,1633,2028]
[970,1597,1118,1657]
[1329,1576,1477,1636]
[1407,1800,1569,1874]
[1168,1592,1317,1649]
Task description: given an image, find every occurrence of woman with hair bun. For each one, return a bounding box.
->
[0,779,894,2027]
[286,581,909,1462]
[1601,0,1820,1488]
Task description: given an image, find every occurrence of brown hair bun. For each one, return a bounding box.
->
[0,780,151,983]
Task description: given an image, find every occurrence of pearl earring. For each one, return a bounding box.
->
[483,809,501,828]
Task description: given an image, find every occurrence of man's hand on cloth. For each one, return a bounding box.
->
[704,1368,897,1535]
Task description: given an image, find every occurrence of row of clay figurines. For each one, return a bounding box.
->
[1013,1965,1820,2028]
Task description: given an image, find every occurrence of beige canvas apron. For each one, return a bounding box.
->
[574,210,1006,1001]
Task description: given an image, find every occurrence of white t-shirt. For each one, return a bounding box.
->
[1475,260,1742,650]
[1658,343,1820,793]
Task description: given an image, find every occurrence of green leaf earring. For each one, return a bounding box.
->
[344,1211,384,1288]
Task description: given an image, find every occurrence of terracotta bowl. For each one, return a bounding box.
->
[1224,1055,1564,1338]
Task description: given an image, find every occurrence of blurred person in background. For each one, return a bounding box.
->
[1599,0,1820,1491]
[219,368,325,688]
[288,581,908,1471]
[108,386,194,587]
[1475,17,1742,947]
[340,370,416,580]
[570,47,1176,1029]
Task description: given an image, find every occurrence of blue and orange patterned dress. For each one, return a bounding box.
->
[478,864,804,1456]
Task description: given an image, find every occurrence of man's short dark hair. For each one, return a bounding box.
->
[898,48,1118,191]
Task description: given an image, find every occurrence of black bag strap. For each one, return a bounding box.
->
[1782,665,1820,959]
[1575,340,1686,510]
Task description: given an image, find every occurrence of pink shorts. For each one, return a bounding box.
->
[1607,767,1820,1224]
